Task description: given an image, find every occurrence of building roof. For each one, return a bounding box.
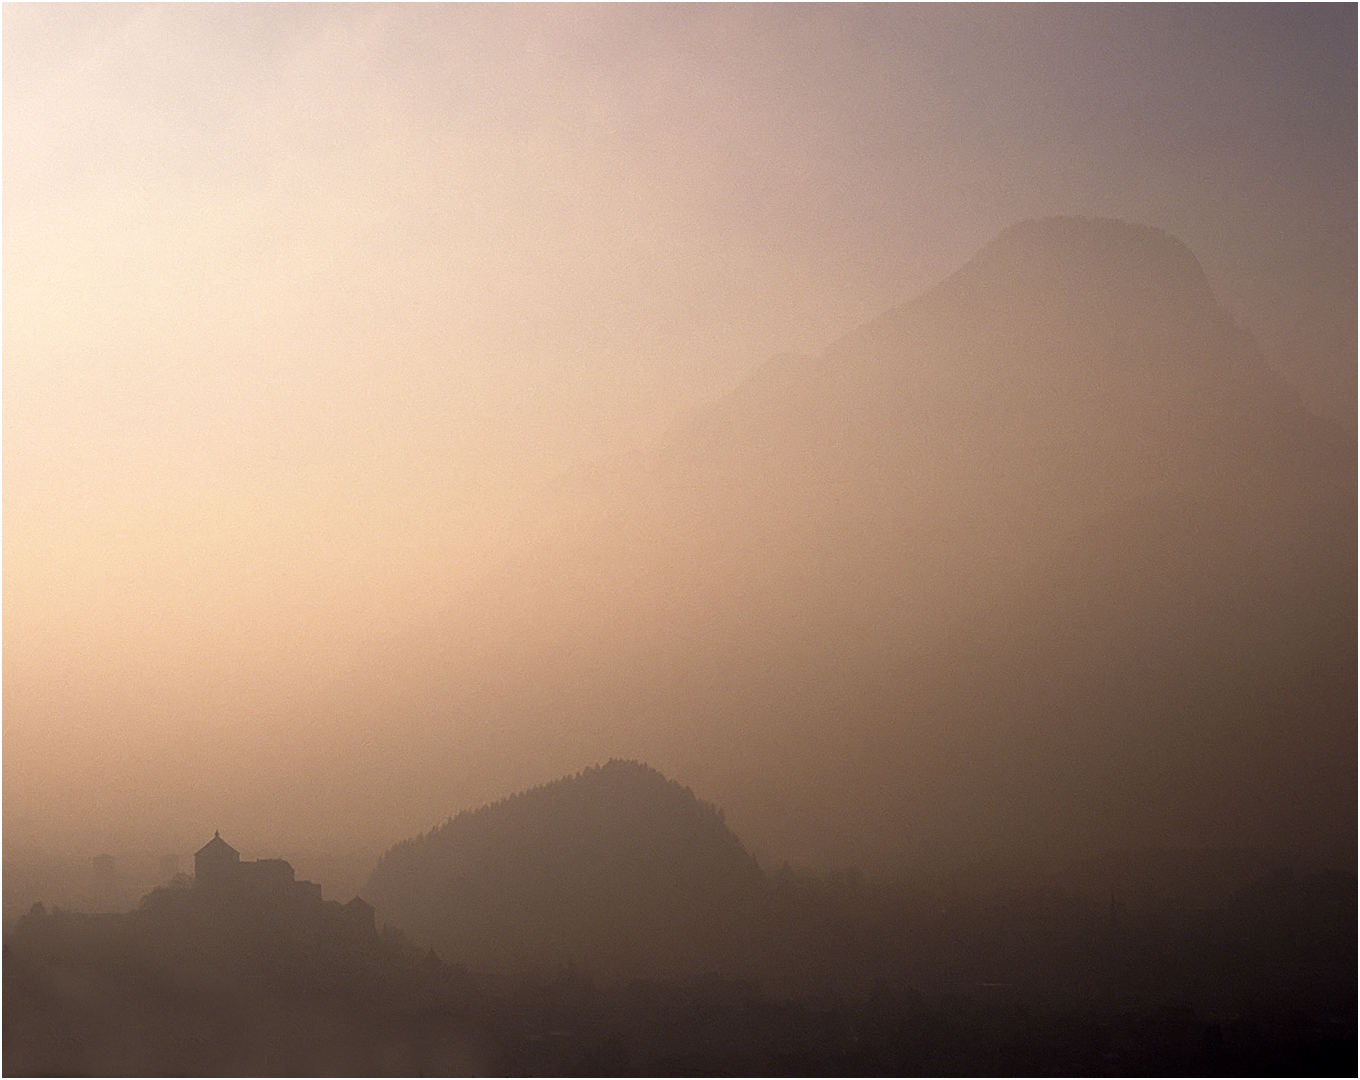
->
[195,830,240,859]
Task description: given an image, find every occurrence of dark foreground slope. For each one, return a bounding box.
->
[10,886,1354,1077]
[8,770,1354,1075]
[365,761,766,980]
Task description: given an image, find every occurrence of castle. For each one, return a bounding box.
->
[188,831,377,945]
[193,831,323,905]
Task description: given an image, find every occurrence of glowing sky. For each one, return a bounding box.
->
[4,4,1355,859]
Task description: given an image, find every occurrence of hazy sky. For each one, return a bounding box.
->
[4,4,1355,858]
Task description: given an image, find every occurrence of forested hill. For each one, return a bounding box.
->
[364,761,766,979]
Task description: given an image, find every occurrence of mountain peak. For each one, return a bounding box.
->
[927,216,1220,329]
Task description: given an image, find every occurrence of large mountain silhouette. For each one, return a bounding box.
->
[603,217,1356,865]
[330,217,1354,875]
[364,761,766,979]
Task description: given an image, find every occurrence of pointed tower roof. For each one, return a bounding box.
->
[195,830,239,859]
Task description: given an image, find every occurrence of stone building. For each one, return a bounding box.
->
[193,831,322,903]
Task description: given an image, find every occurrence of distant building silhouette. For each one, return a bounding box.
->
[194,831,239,886]
[133,832,380,952]
[193,831,322,904]
[91,853,116,883]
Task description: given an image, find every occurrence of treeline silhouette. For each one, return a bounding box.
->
[5,858,1353,1075]
[6,762,1354,1075]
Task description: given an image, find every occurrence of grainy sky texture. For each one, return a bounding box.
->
[4,4,1355,863]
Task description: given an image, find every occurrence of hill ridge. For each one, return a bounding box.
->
[375,759,740,863]
[364,760,766,979]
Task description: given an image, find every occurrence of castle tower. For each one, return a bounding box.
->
[194,830,240,889]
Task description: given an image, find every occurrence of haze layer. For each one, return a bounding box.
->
[5,7,1354,873]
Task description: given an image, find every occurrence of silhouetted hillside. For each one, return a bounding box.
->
[365,761,766,980]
